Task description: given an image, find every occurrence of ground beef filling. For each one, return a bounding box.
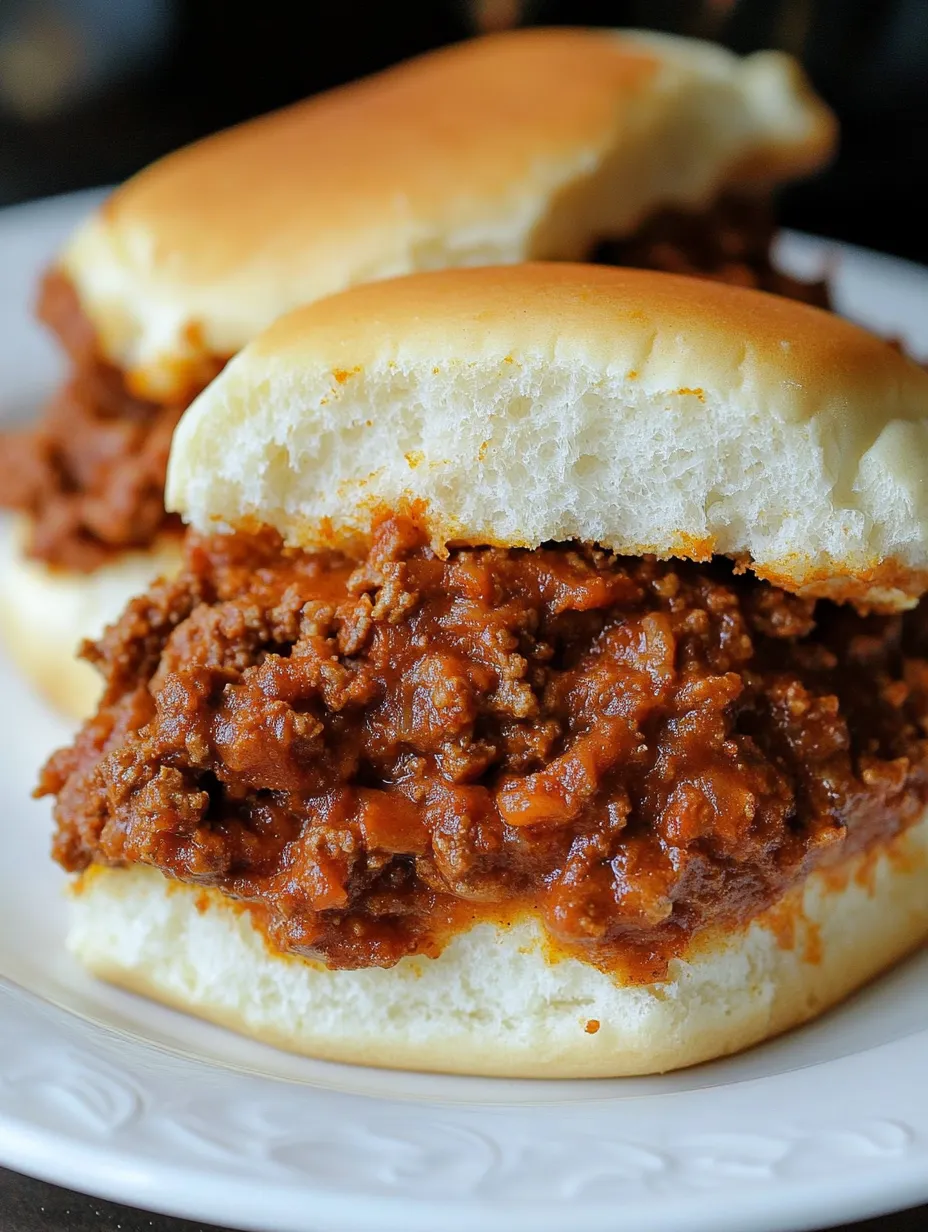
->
[0,195,827,571]
[0,272,221,572]
[41,517,928,976]
[594,194,831,307]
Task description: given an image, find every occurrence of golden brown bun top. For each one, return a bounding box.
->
[62,28,834,400]
[168,263,928,610]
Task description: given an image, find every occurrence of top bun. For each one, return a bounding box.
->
[168,264,928,611]
[62,28,833,400]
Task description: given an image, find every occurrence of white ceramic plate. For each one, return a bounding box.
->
[1,192,927,1232]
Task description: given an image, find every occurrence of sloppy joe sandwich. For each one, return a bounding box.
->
[0,27,835,717]
[39,264,928,1078]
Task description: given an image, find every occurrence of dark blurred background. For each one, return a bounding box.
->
[0,0,926,261]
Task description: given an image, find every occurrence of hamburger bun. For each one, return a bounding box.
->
[68,811,928,1077]
[4,29,834,716]
[51,266,928,1076]
[170,263,928,610]
[64,27,833,403]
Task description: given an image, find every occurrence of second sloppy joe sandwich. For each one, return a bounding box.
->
[40,264,928,1078]
[0,27,834,717]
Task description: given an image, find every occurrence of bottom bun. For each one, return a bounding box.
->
[69,811,928,1078]
[0,516,182,719]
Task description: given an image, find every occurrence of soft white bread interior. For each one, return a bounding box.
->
[168,263,928,610]
[60,28,834,400]
[68,810,928,1078]
[0,517,181,719]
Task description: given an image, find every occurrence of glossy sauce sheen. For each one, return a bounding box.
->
[42,519,928,976]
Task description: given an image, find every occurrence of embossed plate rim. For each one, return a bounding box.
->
[1,191,928,1232]
[2,979,928,1232]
